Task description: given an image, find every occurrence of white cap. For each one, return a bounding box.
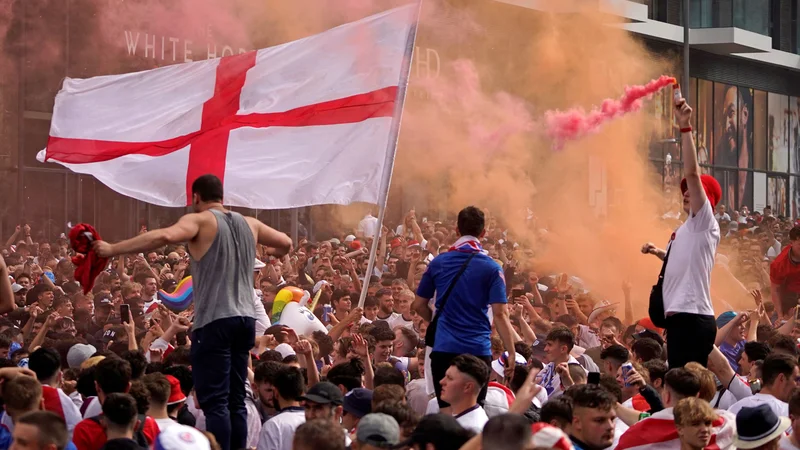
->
[275,343,296,359]
[11,283,23,293]
[154,424,211,450]
[491,352,527,378]
[254,259,266,271]
[344,235,356,243]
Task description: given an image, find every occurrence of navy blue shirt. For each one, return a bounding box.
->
[417,251,507,356]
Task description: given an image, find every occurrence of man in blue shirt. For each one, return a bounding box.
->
[413,206,516,413]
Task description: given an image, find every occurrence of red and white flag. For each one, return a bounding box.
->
[38,5,418,208]
[615,408,736,450]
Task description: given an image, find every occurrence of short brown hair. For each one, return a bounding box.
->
[674,397,717,427]
[4,376,43,415]
[293,419,345,450]
[372,384,406,410]
[684,363,716,402]
[16,411,69,450]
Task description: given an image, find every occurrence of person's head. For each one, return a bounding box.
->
[402,414,474,450]
[363,296,379,321]
[16,274,32,290]
[373,365,405,389]
[28,348,61,386]
[371,401,419,442]
[481,414,531,450]
[372,384,405,410]
[683,363,717,402]
[631,338,663,363]
[94,357,132,402]
[273,366,305,407]
[761,353,799,402]
[4,376,43,422]
[51,297,73,319]
[11,411,68,450]
[28,285,54,309]
[789,226,800,256]
[440,354,490,406]
[293,419,346,450]
[301,382,344,422]
[600,344,629,377]
[662,368,701,407]
[134,274,158,298]
[739,341,771,376]
[370,326,395,364]
[456,206,485,238]
[331,290,352,314]
[352,413,400,450]
[101,393,139,438]
[568,384,616,449]
[141,372,170,412]
[598,317,624,349]
[544,326,574,364]
[395,290,414,316]
[326,358,365,393]
[789,389,800,444]
[392,327,418,358]
[540,396,573,431]
[375,289,394,315]
[342,388,373,432]
[253,361,283,408]
[674,397,718,450]
[191,174,224,210]
[643,359,669,394]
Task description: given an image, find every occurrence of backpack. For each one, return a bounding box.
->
[90,413,149,448]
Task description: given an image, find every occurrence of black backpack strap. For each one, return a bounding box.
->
[434,253,477,317]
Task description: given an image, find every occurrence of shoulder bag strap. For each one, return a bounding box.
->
[434,253,477,318]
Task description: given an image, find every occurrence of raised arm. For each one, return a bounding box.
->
[676,98,706,215]
[0,255,15,314]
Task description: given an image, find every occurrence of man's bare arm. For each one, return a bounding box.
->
[248,219,292,258]
[413,295,432,322]
[95,214,202,258]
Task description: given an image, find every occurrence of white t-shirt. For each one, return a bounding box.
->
[376,313,402,328]
[358,215,379,239]
[83,396,102,419]
[253,289,271,336]
[780,435,800,450]
[257,407,306,450]
[388,314,414,330]
[662,199,719,317]
[154,417,178,431]
[455,405,489,434]
[728,393,788,418]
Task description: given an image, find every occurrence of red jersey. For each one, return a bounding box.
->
[770,246,800,293]
[72,416,160,450]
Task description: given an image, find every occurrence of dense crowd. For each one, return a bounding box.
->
[2,189,800,450]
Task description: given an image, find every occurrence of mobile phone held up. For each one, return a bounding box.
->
[512,289,526,299]
[120,304,130,324]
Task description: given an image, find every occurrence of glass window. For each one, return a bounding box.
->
[733,0,770,36]
[740,170,753,210]
[689,0,714,28]
[768,93,790,172]
[22,119,53,169]
[697,79,714,169]
[791,177,800,219]
[754,90,767,170]
[22,171,66,243]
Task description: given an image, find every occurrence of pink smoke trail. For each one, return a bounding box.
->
[544,75,677,149]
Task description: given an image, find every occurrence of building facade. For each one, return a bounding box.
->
[2,0,800,242]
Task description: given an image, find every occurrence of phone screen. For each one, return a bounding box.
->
[512,289,526,298]
[120,304,131,324]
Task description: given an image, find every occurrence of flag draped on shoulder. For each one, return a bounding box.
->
[38,4,418,209]
[615,407,736,450]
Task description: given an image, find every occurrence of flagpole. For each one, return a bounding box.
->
[358,0,423,309]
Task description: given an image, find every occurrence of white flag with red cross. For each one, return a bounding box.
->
[37,5,418,209]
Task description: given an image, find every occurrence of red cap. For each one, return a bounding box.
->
[166,375,187,405]
[350,240,362,250]
[637,317,664,333]
[390,238,403,249]
[680,175,722,209]
[407,240,421,248]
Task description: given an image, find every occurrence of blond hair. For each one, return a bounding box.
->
[674,397,717,427]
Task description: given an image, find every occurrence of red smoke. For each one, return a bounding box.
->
[544,75,677,148]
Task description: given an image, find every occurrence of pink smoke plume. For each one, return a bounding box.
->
[544,75,677,149]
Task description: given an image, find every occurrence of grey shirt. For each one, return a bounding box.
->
[191,209,256,329]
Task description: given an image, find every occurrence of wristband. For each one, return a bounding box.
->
[680,126,693,134]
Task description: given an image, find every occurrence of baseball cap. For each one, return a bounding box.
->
[67,344,97,369]
[407,240,421,248]
[254,258,266,271]
[343,388,373,419]
[355,413,400,448]
[344,235,356,243]
[154,424,211,450]
[274,343,296,359]
[11,283,24,294]
[301,381,343,405]
[636,317,663,333]
[399,414,471,449]
[632,329,664,346]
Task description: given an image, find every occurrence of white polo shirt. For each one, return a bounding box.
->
[662,199,719,317]
[257,407,306,450]
[728,393,788,419]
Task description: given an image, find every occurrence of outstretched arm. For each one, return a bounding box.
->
[248,218,293,258]
[93,214,202,258]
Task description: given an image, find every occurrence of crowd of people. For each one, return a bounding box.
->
[3,102,800,450]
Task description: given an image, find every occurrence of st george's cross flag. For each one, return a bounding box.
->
[615,407,736,450]
[37,4,418,209]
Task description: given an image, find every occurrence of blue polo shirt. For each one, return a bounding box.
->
[417,251,507,356]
